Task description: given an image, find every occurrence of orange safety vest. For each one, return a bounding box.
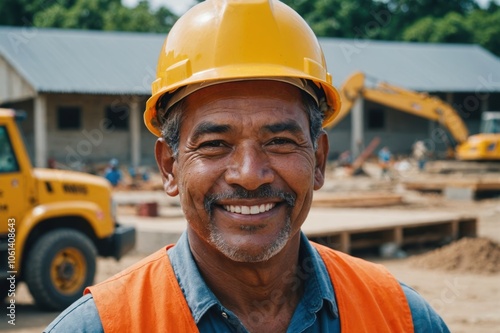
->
[86,242,414,332]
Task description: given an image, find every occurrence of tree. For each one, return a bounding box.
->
[403,13,474,44]
[281,0,499,55]
[282,0,390,39]
[384,0,478,39]
[1,0,177,33]
[102,1,176,33]
[466,5,500,56]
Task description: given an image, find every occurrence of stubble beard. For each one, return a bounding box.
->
[204,185,296,263]
[208,214,292,263]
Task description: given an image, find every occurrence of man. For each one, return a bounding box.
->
[104,158,122,187]
[378,146,393,180]
[45,0,449,332]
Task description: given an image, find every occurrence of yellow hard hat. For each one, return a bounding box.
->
[144,0,342,137]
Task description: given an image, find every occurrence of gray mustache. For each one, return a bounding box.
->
[204,185,296,213]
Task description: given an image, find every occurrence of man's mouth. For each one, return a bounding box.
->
[222,203,276,215]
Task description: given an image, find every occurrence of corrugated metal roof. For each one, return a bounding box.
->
[322,38,500,92]
[0,26,499,95]
[0,27,164,95]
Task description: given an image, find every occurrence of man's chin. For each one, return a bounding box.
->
[217,242,286,263]
[209,231,291,263]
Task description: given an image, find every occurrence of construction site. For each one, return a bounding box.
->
[1,154,499,332]
[1,1,500,332]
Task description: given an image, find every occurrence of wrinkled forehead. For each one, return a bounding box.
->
[178,80,311,132]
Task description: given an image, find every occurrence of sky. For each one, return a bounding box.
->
[122,0,499,15]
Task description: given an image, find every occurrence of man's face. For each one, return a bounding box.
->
[156,80,328,262]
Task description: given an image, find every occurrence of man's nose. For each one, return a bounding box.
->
[224,143,274,191]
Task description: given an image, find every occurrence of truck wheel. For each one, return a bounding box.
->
[25,229,97,311]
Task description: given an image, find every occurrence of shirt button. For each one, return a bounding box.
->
[221,312,228,319]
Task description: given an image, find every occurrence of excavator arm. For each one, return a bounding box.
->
[328,72,469,145]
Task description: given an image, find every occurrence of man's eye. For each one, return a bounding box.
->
[269,138,295,145]
[198,140,226,149]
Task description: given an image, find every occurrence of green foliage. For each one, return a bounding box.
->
[402,5,500,55]
[403,13,474,44]
[282,0,500,56]
[401,17,435,42]
[466,5,500,56]
[0,0,177,33]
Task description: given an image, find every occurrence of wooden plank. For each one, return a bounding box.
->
[302,208,475,236]
[394,227,403,247]
[340,232,350,254]
[303,208,478,253]
[402,177,500,192]
[312,192,403,208]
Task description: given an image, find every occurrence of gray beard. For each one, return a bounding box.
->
[208,214,292,263]
[204,184,296,262]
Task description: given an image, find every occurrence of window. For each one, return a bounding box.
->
[57,106,81,130]
[104,104,129,130]
[368,108,385,130]
[0,126,19,173]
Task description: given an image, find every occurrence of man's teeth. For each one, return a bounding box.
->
[223,203,275,215]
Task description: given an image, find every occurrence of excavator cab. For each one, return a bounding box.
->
[456,111,500,160]
[481,112,500,134]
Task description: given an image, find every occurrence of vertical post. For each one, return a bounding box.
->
[481,97,489,112]
[130,97,141,168]
[34,94,47,168]
[351,96,364,157]
[446,92,453,105]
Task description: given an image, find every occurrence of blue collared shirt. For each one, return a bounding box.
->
[45,231,450,332]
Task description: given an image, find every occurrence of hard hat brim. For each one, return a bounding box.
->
[145,66,341,137]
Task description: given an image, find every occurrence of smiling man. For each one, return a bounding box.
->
[45,1,450,332]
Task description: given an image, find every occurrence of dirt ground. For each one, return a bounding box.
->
[2,163,500,332]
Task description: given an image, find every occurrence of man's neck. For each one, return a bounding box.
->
[189,233,304,333]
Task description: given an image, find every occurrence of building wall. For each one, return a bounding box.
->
[44,93,129,169]
[4,90,500,169]
[141,118,157,165]
[0,56,35,104]
[327,101,443,160]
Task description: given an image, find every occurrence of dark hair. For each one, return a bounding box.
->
[158,87,325,158]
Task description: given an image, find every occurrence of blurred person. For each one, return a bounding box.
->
[104,158,122,187]
[378,146,393,180]
[412,140,428,171]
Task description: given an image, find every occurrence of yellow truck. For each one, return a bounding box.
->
[329,71,500,161]
[0,108,135,310]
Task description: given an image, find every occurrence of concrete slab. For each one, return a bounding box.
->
[119,208,477,255]
[444,187,475,201]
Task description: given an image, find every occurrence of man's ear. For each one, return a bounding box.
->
[155,138,179,196]
[314,131,329,190]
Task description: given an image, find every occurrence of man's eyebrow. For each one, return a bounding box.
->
[263,121,304,135]
[191,121,231,142]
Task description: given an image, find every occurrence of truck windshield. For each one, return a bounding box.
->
[481,118,500,134]
[0,126,20,173]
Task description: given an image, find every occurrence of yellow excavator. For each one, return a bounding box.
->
[328,71,500,161]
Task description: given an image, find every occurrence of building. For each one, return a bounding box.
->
[1,26,500,168]
[321,38,500,159]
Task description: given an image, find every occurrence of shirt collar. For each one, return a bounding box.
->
[298,232,338,317]
[167,232,220,323]
[168,231,338,324]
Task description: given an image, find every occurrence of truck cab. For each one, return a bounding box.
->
[0,108,135,310]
